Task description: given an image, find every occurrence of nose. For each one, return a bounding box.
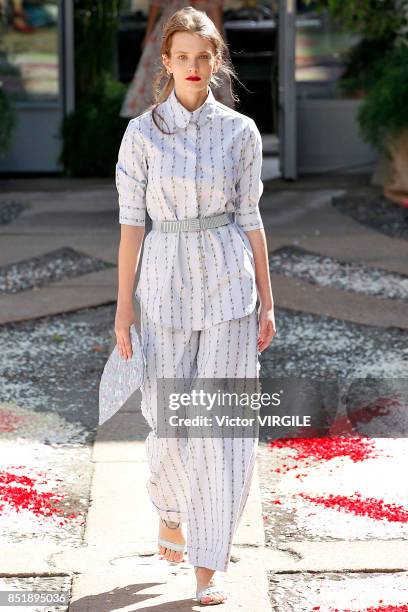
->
[188,58,200,72]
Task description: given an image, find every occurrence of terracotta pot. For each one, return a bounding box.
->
[373,129,408,208]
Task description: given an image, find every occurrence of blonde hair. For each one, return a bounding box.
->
[148,6,242,135]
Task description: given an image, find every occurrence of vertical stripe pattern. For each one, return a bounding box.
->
[140,304,260,573]
[115,85,264,331]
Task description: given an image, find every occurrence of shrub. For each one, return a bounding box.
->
[59,74,128,177]
[0,83,17,157]
[358,44,408,152]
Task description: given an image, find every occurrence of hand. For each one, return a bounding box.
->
[257,305,276,353]
[114,304,140,361]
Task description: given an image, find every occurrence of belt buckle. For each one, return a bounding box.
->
[190,217,201,231]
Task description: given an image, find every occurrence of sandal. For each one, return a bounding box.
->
[157,518,186,564]
[194,567,228,605]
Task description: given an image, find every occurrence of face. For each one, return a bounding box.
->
[162,31,220,92]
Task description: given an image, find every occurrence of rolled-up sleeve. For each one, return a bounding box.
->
[115,120,147,227]
[234,120,264,232]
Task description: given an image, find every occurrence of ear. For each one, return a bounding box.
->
[162,53,170,71]
[214,56,221,73]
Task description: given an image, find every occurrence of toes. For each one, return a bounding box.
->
[171,550,183,563]
[201,595,221,604]
[163,548,178,562]
[159,546,169,559]
[201,591,226,603]
[212,592,223,601]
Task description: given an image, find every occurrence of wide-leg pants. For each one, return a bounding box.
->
[139,304,260,572]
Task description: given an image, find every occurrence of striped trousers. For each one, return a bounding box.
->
[139,305,260,572]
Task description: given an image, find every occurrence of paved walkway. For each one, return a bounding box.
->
[0,175,407,611]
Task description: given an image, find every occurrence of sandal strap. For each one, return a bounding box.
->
[196,584,226,600]
[161,518,180,529]
[157,537,185,552]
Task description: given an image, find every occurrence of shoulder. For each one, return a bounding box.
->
[124,110,154,143]
[214,102,260,137]
[126,111,150,132]
[127,104,174,136]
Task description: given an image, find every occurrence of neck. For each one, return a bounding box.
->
[173,85,209,112]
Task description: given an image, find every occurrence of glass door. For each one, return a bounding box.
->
[0,0,70,171]
[294,1,375,173]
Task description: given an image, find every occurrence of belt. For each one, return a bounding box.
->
[152,212,233,232]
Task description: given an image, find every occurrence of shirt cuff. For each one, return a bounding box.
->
[118,204,146,226]
[235,206,264,231]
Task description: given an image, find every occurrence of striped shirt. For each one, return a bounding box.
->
[115,85,264,330]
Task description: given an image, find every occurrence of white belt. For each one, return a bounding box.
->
[152,212,233,232]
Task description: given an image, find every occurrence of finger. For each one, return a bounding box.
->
[117,338,127,360]
[122,334,133,360]
[123,337,132,360]
[125,331,133,359]
[260,334,276,351]
[258,331,276,352]
[117,333,132,360]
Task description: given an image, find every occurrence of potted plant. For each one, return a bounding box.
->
[358,43,408,207]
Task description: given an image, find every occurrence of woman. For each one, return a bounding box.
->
[115,6,276,605]
[120,0,235,117]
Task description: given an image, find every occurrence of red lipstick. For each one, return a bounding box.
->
[186,76,201,81]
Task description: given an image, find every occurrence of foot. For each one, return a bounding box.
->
[158,518,186,563]
[194,566,227,605]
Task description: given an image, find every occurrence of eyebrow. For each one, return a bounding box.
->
[174,50,211,53]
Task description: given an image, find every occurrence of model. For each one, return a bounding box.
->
[114,6,276,605]
[119,0,235,117]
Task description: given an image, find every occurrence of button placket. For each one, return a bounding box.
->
[193,119,205,328]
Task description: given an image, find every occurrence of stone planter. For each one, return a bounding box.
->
[373,129,408,208]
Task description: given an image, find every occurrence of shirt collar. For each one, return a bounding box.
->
[163,85,218,129]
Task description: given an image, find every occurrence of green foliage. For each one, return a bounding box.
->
[306,0,408,39]
[305,0,408,152]
[59,0,125,176]
[303,0,408,97]
[74,0,120,106]
[59,74,128,177]
[0,83,17,157]
[337,36,394,94]
[358,44,408,152]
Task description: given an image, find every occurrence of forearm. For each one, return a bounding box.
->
[244,228,274,309]
[117,225,145,308]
